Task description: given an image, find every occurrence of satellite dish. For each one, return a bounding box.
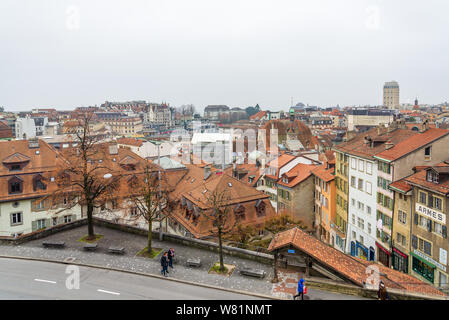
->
[103,173,112,179]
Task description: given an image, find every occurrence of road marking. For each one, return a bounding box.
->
[34,278,56,284]
[97,289,120,295]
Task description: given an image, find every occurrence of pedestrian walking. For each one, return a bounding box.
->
[293,274,305,300]
[377,281,389,300]
[168,248,175,269]
[160,252,169,277]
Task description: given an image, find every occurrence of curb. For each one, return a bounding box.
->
[0,254,284,300]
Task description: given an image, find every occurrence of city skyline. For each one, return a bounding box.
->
[1,0,448,111]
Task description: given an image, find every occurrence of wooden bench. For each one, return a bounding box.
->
[240,267,266,279]
[42,241,65,248]
[83,243,98,251]
[108,247,125,254]
[186,258,201,267]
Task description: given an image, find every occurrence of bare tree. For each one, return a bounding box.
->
[126,165,171,253]
[201,188,235,272]
[46,112,121,240]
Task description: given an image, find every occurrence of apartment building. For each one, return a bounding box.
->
[403,163,449,289]
[312,162,336,245]
[335,120,449,265]
[277,163,317,231]
[0,139,82,237]
[383,81,400,109]
[334,150,349,252]
[108,117,143,136]
[143,104,174,128]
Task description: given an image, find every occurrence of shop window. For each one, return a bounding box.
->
[412,257,434,283]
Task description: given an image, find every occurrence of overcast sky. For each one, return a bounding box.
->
[1,0,448,112]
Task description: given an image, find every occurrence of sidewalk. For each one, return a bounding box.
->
[0,225,366,300]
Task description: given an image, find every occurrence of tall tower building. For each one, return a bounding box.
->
[383,81,400,109]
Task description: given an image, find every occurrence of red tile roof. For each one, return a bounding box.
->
[405,162,449,195]
[375,128,449,161]
[117,137,144,147]
[277,163,317,188]
[311,164,335,182]
[268,227,446,297]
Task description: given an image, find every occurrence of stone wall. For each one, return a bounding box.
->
[0,218,87,245]
[92,217,274,264]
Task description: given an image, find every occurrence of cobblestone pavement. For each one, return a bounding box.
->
[0,225,366,300]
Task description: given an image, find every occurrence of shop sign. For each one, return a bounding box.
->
[413,249,446,272]
[415,203,446,224]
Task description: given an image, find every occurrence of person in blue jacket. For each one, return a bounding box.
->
[293,275,305,300]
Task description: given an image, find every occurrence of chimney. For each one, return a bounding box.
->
[377,124,385,136]
[343,131,356,142]
[385,140,394,150]
[387,121,398,133]
[204,165,211,180]
[420,120,429,133]
[363,136,372,144]
[261,158,266,169]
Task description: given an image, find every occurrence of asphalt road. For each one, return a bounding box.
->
[0,258,264,300]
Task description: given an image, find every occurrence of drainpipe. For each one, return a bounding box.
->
[157,143,163,241]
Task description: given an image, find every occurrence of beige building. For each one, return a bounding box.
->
[383,81,400,109]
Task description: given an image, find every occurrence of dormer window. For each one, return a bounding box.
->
[8,176,23,194]
[11,164,21,171]
[33,174,47,191]
[234,204,245,222]
[427,170,439,184]
[255,199,266,217]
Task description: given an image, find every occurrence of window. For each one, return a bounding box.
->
[434,197,443,211]
[434,222,443,236]
[34,200,44,210]
[36,219,46,229]
[11,212,23,226]
[366,162,372,175]
[357,201,364,211]
[358,160,364,172]
[398,210,407,224]
[397,232,407,246]
[351,158,356,169]
[351,176,356,188]
[418,237,432,256]
[351,198,355,207]
[64,215,72,223]
[368,223,372,234]
[367,206,371,215]
[352,214,355,225]
[366,181,372,195]
[352,231,356,240]
[419,191,427,205]
[358,178,363,191]
[359,235,364,244]
[412,257,434,283]
[424,146,432,160]
[8,177,23,194]
[52,217,57,226]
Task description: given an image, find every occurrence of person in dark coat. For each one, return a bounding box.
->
[168,248,175,269]
[293,274,305,300]
[160,252,169,277]
[377,281,389,300]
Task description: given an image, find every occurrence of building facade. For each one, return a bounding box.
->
[383,81,400,109]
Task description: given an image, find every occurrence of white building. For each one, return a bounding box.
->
[346,155,377,261]
[15,117,49,140]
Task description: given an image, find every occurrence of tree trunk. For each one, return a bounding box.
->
[218,227,225,272]
[87,203,95,239]
[148,219,153,252]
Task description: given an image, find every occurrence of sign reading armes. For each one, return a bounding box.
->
[416,203,446,224]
